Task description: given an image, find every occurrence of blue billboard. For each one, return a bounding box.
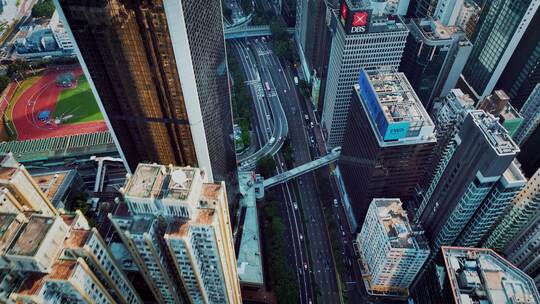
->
[383,121,410,141]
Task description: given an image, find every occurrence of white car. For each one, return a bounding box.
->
[293,202,298,210]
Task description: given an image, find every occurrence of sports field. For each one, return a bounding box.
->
[53,75,103,124]
[3,66,108,141]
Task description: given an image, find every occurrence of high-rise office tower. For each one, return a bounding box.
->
[110,163,242,304]
[321,0,409,147]
[339,69,436,224]
[484,167,540,251]
[461,0,540,100]
[410,0,463,23]
[295,0,337,108]
[497,8,540,110]
[56,0,237,186]
[513,84,540,146]
[455,160,526,247]
[400,18,471,111]
[415,111,519,257]
[357,198,429,297]
[503,212,540,290]
[0,153,57,217]
[409,247,540,304]
[426,89,475,184]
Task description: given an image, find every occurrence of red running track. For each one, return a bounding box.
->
[11,67,108,141]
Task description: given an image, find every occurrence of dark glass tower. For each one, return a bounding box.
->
[496,7,540,110]
[461,0,540,100]
[56,0,237,189]
[400,18,472,111]
[339,69,436,226]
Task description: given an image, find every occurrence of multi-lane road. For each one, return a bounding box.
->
[232,37,341,303]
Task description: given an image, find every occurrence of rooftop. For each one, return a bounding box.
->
[124,164,164,198]
[442,247,540,304]
[413,18,463,41]
[16,261,77,296]
[469,111,520,156]
[356,69,436,146]
[128,215,156,235]
[31,171,69,203]
[7,215,54,256]
[499,103,522,122]
[0,213,23,253]
[124,164,198,201]
[373,199,429,250]
[500,160,526,188]
[0,168,17,181]
[236,172,263,285]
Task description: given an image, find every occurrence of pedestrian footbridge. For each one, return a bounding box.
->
[263,147,342,189]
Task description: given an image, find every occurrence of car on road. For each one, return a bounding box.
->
[304,263,308,270]
[299,234,303,241]
[269,137,276,145]
[293,202,298,210]
[304,114,309,121]
[294,76,299,85]
[334,199,338,207]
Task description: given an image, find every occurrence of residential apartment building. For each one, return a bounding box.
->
[456,160,526,247]
[56,0,237,189]
[321,0,409,147]
[415,111,519,258]
[111,163,242,304]
[357,199,429,297]
[409,247,540,304]
[339,69,436,224]
[0,153,57,217]
[0,166,141,304]
[461,0,540,100]
[400,18,471,111]
[504,212,540,290]
[484,167,540,251]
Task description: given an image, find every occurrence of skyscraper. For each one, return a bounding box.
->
[455,160,526,247]
[409,247,540,304]
[461,0,540,100]
[0,154,141,303]
[56,0,237,186]
[339,69,436,225]
[400,18,471,111]
[295,0,337,108]
[484,167,540,251]
[357,199,429,297]
[415,111,519,257]
[321,0,409,147]
[110,163,242,304]
[513,84,540,146]
[503,212,540,290]
[0,153,57,217]
[496,8,540,110]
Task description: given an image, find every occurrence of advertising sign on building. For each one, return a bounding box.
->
[339,0,371,34]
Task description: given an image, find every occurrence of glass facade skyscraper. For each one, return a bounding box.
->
[461,0,540,100]
[56,0,237,190]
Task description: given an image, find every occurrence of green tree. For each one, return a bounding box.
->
[298,79,311,97]
[270,17,289,41]
[31,0,55,18]
[0,75,10,93]
[240,0,252,13]
[222,0,232,22]
[274,41,292,61]
[256,156,276,178]
[7,60,29,78]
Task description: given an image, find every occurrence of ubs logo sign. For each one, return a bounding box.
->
[351,11,368,33]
